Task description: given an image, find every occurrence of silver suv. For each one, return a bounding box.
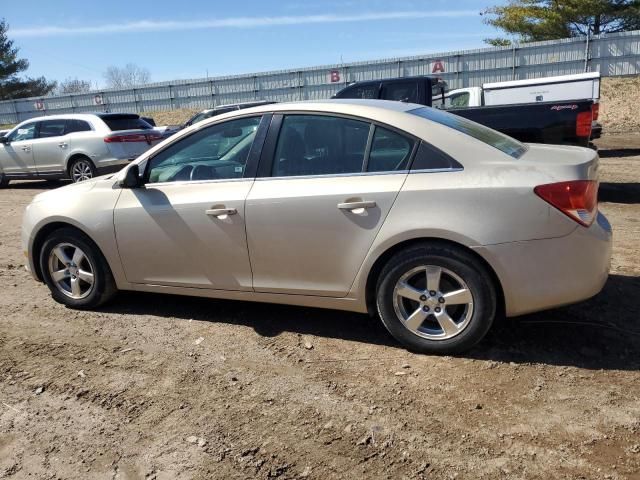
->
[0,113,163,187]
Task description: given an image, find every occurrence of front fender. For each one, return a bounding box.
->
[22,182,129,289]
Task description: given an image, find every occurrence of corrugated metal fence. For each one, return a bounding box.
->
[1,29,639,125]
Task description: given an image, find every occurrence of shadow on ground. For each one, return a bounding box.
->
[7,180,71,190]
[101,274,640,371]
[599,182,640,204]
[598,148,640,158]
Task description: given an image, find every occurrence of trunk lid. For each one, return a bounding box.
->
[519,143,599,183]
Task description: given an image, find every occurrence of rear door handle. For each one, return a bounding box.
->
[337,200,376,211]
[58,142,68,148]
[206,207,237,218]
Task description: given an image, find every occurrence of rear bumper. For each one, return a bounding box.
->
[474,212,612,317]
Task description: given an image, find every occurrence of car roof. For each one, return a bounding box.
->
[215,99,417,116]
[189,99,444,145]
[14,113,132,125]
[199,99,418,125]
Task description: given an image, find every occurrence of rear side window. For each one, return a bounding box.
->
[409,107,528,159]
[447,92,470,108]
[367,126,414,172]
[272,115,369,177]
[38,120,67,138]
[65,119,92,134]
[381,82,419,103]
[101,116,152,131]
[335,84,379,100]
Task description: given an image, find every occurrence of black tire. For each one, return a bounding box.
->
[68,156,96,183]
[376,243,496,354]
[0,172,9,188]
[39,227,117,309]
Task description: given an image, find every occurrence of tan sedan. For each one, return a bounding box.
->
[21,100,612,354]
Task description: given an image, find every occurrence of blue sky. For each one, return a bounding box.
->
[3,0,508,87]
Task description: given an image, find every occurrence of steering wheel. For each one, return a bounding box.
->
[190,164,218,181]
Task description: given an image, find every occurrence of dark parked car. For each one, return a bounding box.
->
[182,100,276,129]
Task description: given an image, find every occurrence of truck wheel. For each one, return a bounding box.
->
[376,243,496,354]
[69,157,96,183]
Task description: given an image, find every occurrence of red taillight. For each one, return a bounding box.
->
[534,180,598,227]
[104,133,162,143]
[576,111,593,138]
[592,102,599,121]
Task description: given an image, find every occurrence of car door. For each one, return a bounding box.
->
[31,118,69,175]
[0,122,37,176]
[114,115,268,290]
[245,113,415,297]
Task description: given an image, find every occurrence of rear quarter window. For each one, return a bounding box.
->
[409,107,528,159]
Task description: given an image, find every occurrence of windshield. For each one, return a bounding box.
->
[408,107,528,159]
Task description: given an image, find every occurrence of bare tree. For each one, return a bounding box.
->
[55,77,92,95]
[103,64,151,89]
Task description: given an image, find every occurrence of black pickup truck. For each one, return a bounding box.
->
[333,76,595,147]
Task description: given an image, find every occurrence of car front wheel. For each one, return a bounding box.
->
[376,243,496,354]
[40,228,117,309]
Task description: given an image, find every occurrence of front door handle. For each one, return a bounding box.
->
[21,146,31,152]
[206,207,237,218]
[337,200,377,211]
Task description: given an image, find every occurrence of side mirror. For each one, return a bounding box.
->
[120,164,142,189]
[0,136,8,145]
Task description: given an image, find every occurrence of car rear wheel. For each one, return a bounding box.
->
[69,157,96,183]
[0,172,9,188]
[376,243,496,354]
[40,228,117,309]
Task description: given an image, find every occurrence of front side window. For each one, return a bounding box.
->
[147,116,261,183]
[272,115,370,177]
[38,120,67,139]
[408,107,528,159]
[8,122,36,142]
[367,127,414,172]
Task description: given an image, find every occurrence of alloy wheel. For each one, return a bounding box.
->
[47,243,95,299]
[71,160,93,182]
[392,265,474,340]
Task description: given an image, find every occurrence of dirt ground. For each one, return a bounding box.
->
[0,135,639,480]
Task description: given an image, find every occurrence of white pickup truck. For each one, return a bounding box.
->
[443,72,602,138]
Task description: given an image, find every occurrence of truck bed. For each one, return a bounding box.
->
[447,100,594,148]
